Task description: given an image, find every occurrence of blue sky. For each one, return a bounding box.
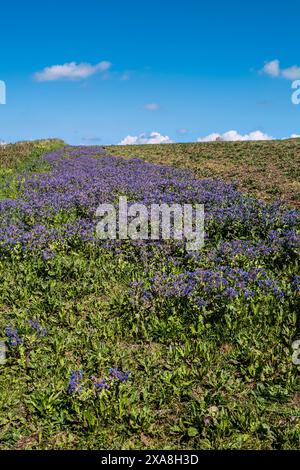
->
[0,0,299,144]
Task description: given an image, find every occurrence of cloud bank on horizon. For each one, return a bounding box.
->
[119,132,173,145]
[118,130,300,145]
[1,132,299,146]
[197,130,273,142]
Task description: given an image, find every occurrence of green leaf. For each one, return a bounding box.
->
[187,427,199,437]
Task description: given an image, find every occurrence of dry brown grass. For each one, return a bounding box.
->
[109,139,300,207]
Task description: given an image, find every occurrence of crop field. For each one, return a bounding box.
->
[0,140,299,450]
[110,139,300,208]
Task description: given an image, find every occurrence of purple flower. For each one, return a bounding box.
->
[95,379,108,390]
[27,319,47,336]
[5,326,22,347]
[90,375,109,392]
[67,370,83,394]
[109,367,130,382]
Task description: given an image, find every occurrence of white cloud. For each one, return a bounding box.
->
[34,60,112,81]
[290,134,300,138]
[198,132,222,142]
[120,72,130,81]
[282,66,300,80]
[177,128,189,135]
[197,130,273,142]
[144,103,160,111]
[119,131,173,145]
[262,60,300,80]
[262,59,280,77]
[0,140,7,146]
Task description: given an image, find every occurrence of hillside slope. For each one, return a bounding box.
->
[0,142,299,450]
[109,139,300,208]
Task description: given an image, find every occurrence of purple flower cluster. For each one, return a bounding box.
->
[0,146,298,259]
[292,276,300,292]
[208,231,299,264]
[5,326,22,347]
[89,375,109,391]
[0,145,298,310]
[27,319,47,336]
[67,370,83,395]
[131,265,287,306]
[109,367,130,382]
[89,367,130,394]
[95,379,109,391]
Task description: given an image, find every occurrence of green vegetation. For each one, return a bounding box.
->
[0,141,299,450]
[0,139,65,199]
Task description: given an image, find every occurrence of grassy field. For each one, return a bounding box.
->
[0,140,65,199]
[109,139,300,208]
[0,140,299,450]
